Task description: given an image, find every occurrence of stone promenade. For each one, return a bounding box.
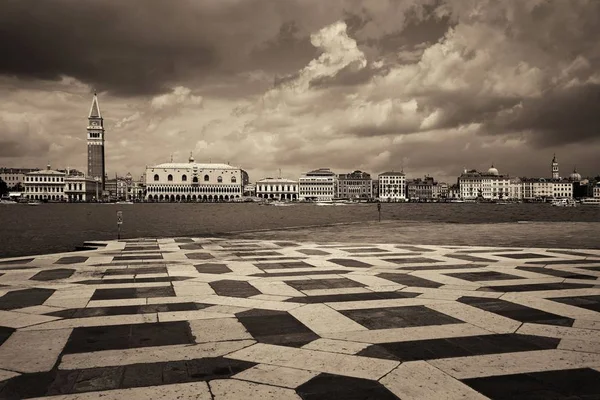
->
[1,238,600,399]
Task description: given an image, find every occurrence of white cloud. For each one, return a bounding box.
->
[150,86,203,110]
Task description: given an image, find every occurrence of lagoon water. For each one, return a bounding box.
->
[1,202,599,258]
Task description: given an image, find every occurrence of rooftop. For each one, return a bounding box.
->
[150,162,238,170]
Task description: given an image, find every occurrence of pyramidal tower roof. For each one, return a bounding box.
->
[89,92,102,118]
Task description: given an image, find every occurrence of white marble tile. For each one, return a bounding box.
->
[145,296,207,305]
[0,310,61,328]
[189,318,253,343]
[0,329,71,373]
[289,304,367,334]
[301,338,369,355]
[249,294,292,302]
[210,378,301,400]
[500,294,600,321]
[173,282,216,297]
[517,323,600,343]
[157,309,233,323]
[201,305,249,315]
[324,323,493,344]
[30,381,212,400]
[327,297,451,311]
[429,349,600,379]
[86,298,147,307]
[431,286,503,298]
[233,364,318,388]
[249,281,305,297]
[200,295,301,311]
[22,313,157,330]
[227,343,400,380]
[60,340,256,369]
[427,303,521,334]
[299,287,372,297]
[381,361,489,400]
[558,339,600,354]
[573,319,600,330]
[0,369,20,383]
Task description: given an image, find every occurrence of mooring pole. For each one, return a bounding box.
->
[377,202,381,222]
[117,211,123,240]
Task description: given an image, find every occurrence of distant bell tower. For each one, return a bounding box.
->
[87,92,106,189]
[551,153,559,180]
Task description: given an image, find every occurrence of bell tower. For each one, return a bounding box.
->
[551,154,559,180]
[87,92,105,189]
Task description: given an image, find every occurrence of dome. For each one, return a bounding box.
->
[570,169,581,181]
[487,165,499,176]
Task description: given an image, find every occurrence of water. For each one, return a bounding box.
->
[0,202,599,258]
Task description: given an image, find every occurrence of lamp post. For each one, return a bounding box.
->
[94,176,99,202]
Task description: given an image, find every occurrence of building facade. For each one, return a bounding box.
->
[594,183,600,198]
[23,165,66,201]
[298,168,336,201]
[458,166,511,200]
[87,93,106,190]
[0,168,39,189]
[336,171,372,199]
[145,156,243,202]
[64,176,99,202]
[378,171,406,202]
[256,178,298,200]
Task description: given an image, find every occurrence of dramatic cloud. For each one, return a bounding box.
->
[0,0,599,182]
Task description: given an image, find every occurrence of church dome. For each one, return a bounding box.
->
[570,169,581,181]
[487,165,499,176]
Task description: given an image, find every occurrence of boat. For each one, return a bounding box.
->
[496,201,509,205]
[551,198,577,207]
[0,199,17,205]
[115,201,134,205]
[580,198,600,206]
[27,201,42,206]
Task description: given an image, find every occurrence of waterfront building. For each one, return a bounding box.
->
[378,171,406,202]
[458,166,511,200]
[145,154,244,202]
[447,184,460,200]
[298,168,336,201]
[0,168,39,189]
[64,176,100,202]
[87,93,106,190]
[336,171,372,200]
[23,165,66,201]
[552,180,574,199]
[407,176,436,201]
[256,177,298,200]
[508,178,522,200]
[594,183,600,198]
[243,183,256,197]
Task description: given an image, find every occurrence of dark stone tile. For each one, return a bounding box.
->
[255,261,315,270]
[251,269,350,278]
[341,247,389,254]
[516,266,598,280]
[459,297,575,326]
[341,305,461,330]
[445,254,498,263]
[360,334,559,362]
[0,265,40,271]
[395,245,435,252]
[113,254,163,261]
[195,263,232,274]
[548,250,600,257]
[78,276,188,285]
[274,241,300,247]
[46,369,79,396]
[48,302,204,319]
[121,363,163,388]
[0,371,56,399]
[185,252,214,260]
[237,312,318,346]
[286,291,420,304]
[162,361,190,384]
[482,283,594,292]
[0,326,15,346]
[122,245,160,251]
[296,373,398,400]
[72,366,124,393]
[54,256,89,264]
[179,243,204,250]
[247,256,307,262]
[0,288,55,310]
[327,259,372,268]
[209,280,261,298]
[0,257,34,265]
[174,238,195,243]
[382,257,442,265]
[31,268,75,281]
[463,368,600,400]
[287,278,364,291]
[90,286,176,300]
[499,253,554,260]
[551,295,600,313]
[447,271,522,282]
[63,321,194,354]
[185,357,256,380]
[377,273,443,288]
[297,249,331,256]
[103,266,167,275]
[409,264,490,271]
[455,249,522,253]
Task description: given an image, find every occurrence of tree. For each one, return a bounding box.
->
[0,178,8,196]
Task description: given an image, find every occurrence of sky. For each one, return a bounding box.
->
[1,0,599,183]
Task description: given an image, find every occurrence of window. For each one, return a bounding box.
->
[182,174,187,182]
[231,176,237,183]
[204,175,209,182]
[217,176,223,183]
[154,174,159,181]
[192,176,198,183]
[168,174,173,182]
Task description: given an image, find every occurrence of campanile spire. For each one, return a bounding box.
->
[87,92,106,190]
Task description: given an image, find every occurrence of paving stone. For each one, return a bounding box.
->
[297,249,331,256]
[254,261,315,270]
[0,288,55,310]
[104,266,167,275]
[445,254,499,263]
[481,282,595,292]
[340,305,462,330]
[113,254,164,261]
[516,266,598,280]
[90,286,175,300]
[195,263,232,274]
[447,271,522,282]
[30,268,75,281]
[327,259,372,268]
[498,253,554,259]
[0,326,15,346]
[237,310,319,347]
[550,295,600,312]
[55,256,89,264]
[377,273,443,288]
[72,366,124,392]
[382,257,442,265]
[210,280,262,298]
[296,373,398,400]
